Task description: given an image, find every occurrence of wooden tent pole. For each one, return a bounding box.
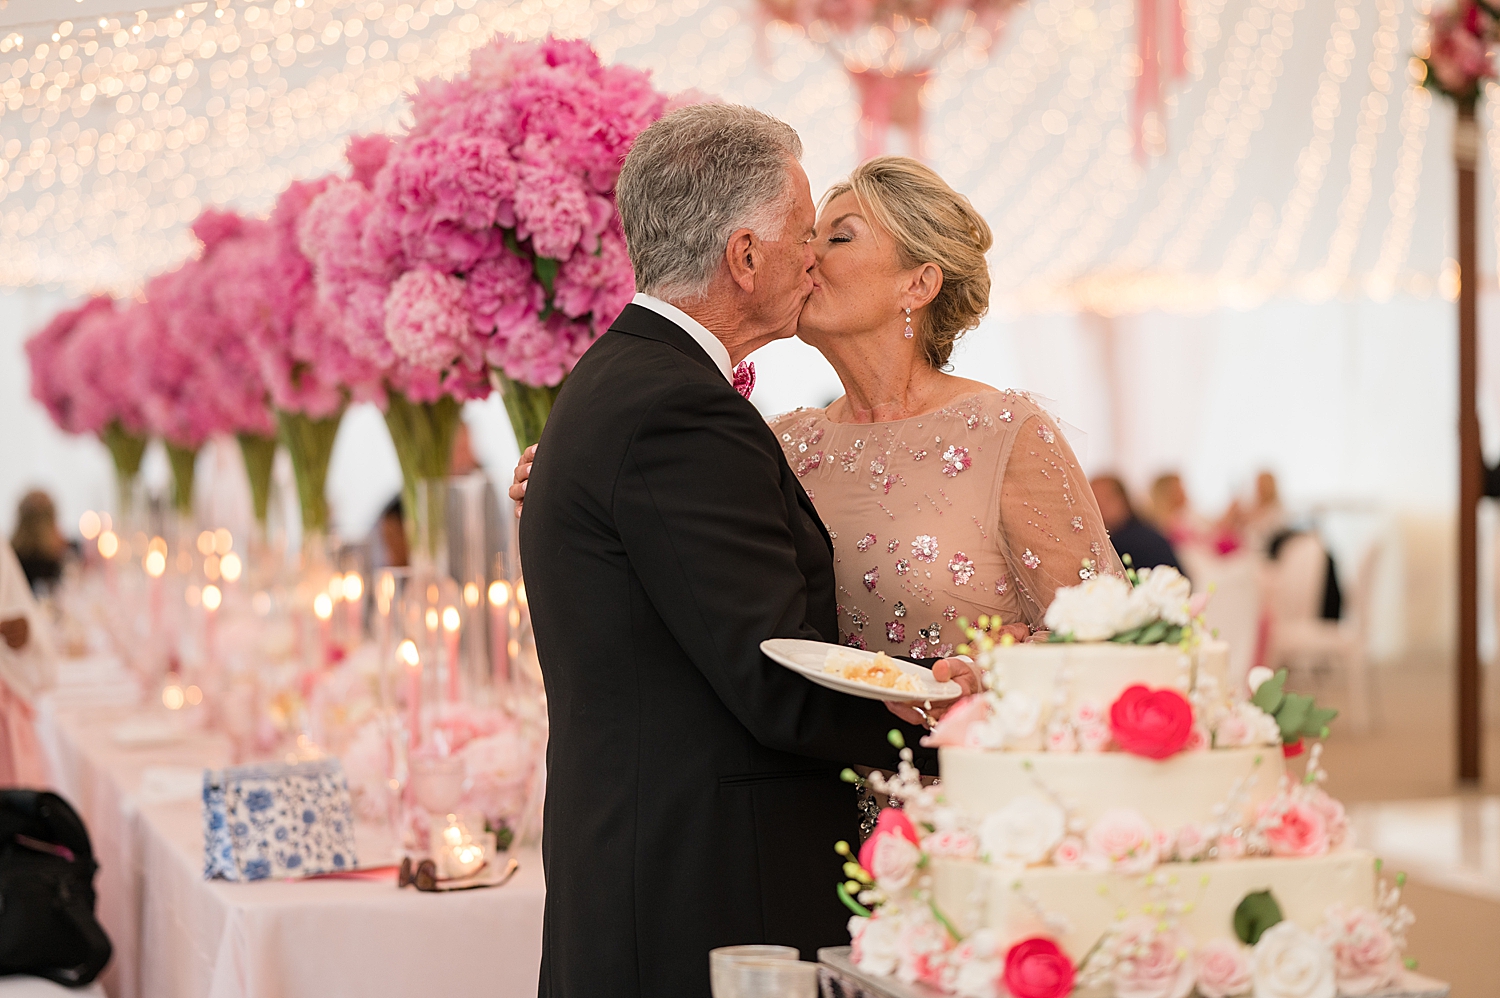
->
[1457,101,1482,784]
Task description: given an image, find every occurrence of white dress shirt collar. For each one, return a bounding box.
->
[630,293,733,384]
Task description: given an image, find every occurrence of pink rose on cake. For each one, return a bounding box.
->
[1084,808,1159,873]
[1050,835,1086,868]
[1045,722,1079,753]
[923,829,980,860]
[1216,832,1247,860]
[1173,822,1210,861]
[1315,903,1401,995]
[861,809,922,890]
[921,694,991,748]
[1003,936,1076,998]
[1252,922,1336,998]
[1077,721,1113,752]
[1194,939,1252,997]
[1109,917,1194,998]
[1257,799,1330,857]
[1072,700,1105,727]
[1110,685,1194,759]
[1185,724,1210,751]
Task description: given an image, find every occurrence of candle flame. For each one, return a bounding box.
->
[202,584,222,611]
[196,531,216,556]
[79,510,101,540]
[425,608,439,632]
[214,528,233,554]
[144,549,167,577]
[162,685,185,710]
[343,573,364,601]
[463,582,480,607]
[314,593,334,620]
[398,639,420,667]
[442,606,461,632]
[97,530,119,559]
[220,552,243,582]
[488,580,510,606]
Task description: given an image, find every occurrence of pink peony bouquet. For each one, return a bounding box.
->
[1423,1,1498,104]
[303,35,683,450]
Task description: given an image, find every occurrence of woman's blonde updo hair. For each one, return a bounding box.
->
[823,156,993,368]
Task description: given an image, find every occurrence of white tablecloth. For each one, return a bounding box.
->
[34,669,544,998]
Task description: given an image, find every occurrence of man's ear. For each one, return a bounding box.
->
[724,228,758,293]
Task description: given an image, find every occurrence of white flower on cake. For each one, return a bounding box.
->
[1130,565,1193,626]
[1315,903,1401,995]
[1077,721,1113,752]
[1194,939,1253,997]
[1072,700,1106,727]
[1213,701,1282,748]
[849,913,903,977]
[1251,922,1337,998]
[923,829,980,860]
[1042,575,1142,640]
[869,828,923,891]
[996,691,1042,742]
[1045,722,1079,753]
[897,910,955,987]
[948,929,1004,998]
[979,795,1066,866]
[1084,808,1159,873]
[1109,916,1195,998]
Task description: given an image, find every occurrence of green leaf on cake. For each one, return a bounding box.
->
[1275,692,1314,742]
[1251,669,1288,714]
[1135,620,1170,644]
[1233,890,1284,946]
[1302,706,1339,737]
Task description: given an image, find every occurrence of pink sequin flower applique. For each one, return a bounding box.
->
[1036,425,1055,444]
[895,559,911,576]
[863,567,879,592]
[1022,549,1041,570]
[995,576,1009,595]
[947,553,975,586]
[941,445,972,478]
[856,533,877,552]
[911,535,940,564]
[886,621,905,643]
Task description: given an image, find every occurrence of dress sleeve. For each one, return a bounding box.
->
[613,382,926,769]
[995,409,1126,630]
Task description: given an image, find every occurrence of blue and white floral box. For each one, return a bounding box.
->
[203,758,359,882]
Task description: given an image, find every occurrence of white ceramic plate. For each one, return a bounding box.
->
[761,638,962,704]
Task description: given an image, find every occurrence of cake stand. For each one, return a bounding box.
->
[816,948,1451,998]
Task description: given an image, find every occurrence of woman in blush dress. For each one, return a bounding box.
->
[767,156,1123,656]
[511,156,1123,651]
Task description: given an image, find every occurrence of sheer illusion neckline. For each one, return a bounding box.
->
[816,390,1002,427]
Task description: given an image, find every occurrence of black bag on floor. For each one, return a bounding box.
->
[0,790,111,986]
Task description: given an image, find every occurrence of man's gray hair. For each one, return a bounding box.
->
[617,104,803,302]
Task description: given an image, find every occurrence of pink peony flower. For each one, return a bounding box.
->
[1085,808,1159,873]
[1307,787,1350,850]
[1316,903,1401,996]
[1110,917,1195,998]
[1258,799,1330,858]
[384,266,479,371]
[1194,939,1252,998]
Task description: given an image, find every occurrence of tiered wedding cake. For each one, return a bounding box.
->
[838,568,1413,998]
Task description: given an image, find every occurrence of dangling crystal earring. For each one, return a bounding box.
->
[903,307,914,340]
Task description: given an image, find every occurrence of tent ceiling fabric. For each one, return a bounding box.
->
[0,0,1491,314]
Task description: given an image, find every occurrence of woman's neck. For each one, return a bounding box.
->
[819,335,950,424]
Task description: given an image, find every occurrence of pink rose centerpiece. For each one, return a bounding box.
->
[1422,1,1498,105]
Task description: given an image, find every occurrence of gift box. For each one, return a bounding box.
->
[203,758,359,881]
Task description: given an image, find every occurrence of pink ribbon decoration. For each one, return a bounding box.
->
[733,360,756,400]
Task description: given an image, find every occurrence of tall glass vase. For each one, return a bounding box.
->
[491,371,561,453]
[100,421,147,525]
[277,409,344,539]
[383,390,461,531]
[164,441,200,520]
[237,432,278,530]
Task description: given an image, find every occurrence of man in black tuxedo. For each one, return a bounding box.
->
[518,105,973,997]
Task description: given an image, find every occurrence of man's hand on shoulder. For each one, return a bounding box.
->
[509,444,537,516]
[884,655,982,727]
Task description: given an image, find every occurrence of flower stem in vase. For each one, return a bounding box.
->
[491,370,561,454]
[164,441,200,518]
[100,421,147,521]
[237,431,278,529]
[382,390,462,567]
[277,409,344,537]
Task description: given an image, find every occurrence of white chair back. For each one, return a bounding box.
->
[1268,533,1326,624]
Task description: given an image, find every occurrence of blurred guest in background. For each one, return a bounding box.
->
[1147,473,1196,546]
[1239,470,1287,552]
[10,490,67,595]
[0,539,55,786]
[372,496,408,568]
[1091,475,1184,576]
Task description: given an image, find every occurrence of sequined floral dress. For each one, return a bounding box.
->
[769,390,1124,656]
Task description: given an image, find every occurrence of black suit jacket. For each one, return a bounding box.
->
[520,304,930,998]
